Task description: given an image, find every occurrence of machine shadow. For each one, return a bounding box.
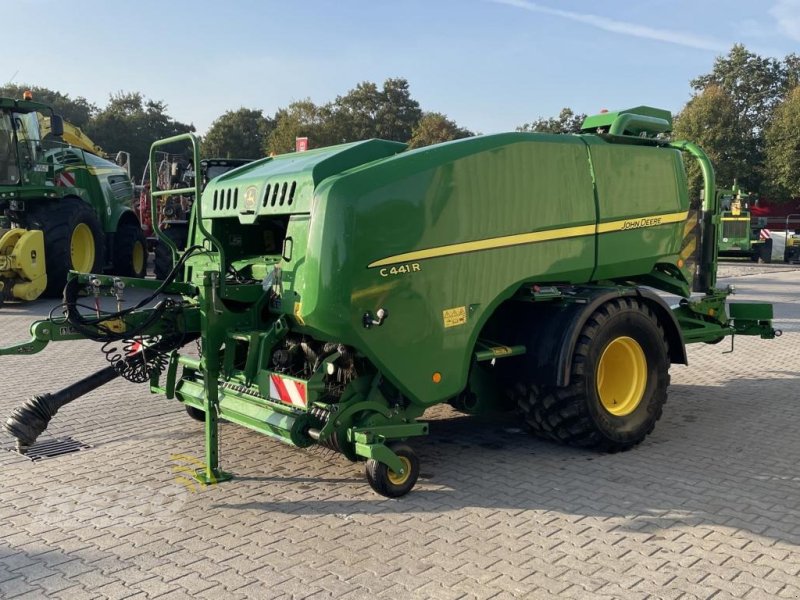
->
[210,375,800,548]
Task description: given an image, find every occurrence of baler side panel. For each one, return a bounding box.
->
[277,214,312,323]
[589,143,690,280]
[305,135,598,405]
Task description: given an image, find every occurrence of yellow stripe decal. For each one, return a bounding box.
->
[368,210,689,268]
[597,211,688,233]
[86,167,119,176]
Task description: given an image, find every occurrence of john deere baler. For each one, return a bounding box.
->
[1,106,776,497]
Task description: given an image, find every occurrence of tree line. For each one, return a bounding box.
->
[0,79,473,179]
[3,44,799,199]
[202,78,473,159]
[520,45,800,200]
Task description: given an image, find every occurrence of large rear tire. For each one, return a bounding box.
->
[154,224,188,280]
[28,198,105,298]
[112,222,147,278]
[513,298,670,452]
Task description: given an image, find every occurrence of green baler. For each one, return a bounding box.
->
[1,106,777,497]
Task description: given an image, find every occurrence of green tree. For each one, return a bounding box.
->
[203,108,273,159]
[765,86,800,198]
[407,112,473,149]
[688,44,800,192]
[0,83,96,127]
[691,44,792,134]
[327,78,422,144]
[266,99,337,155]
[672,86,748,197]
[786,54,800,90]
[266,78,425,154]
[329,81,382,143]
[85,92,194,180]
[517,108,586,134]
[374,78,422,141]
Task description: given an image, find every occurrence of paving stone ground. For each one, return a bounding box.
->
[1,264,799,599]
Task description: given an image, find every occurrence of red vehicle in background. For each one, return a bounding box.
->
[135,156,253,278]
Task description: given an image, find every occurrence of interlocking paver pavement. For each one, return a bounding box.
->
[1,265,799,599]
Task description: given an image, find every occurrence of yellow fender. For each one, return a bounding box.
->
[0,229,48,301]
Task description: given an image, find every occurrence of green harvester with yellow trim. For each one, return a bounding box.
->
[1,105,778,497]
[717,183,772,263]
[0,93,146,304]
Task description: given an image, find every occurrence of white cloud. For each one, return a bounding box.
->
[490,0,728,52]
[770,0,800,41]
[737,18,772,39]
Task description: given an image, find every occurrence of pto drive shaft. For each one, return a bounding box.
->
[4,365,120,453]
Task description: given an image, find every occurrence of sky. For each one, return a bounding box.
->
[3,0,799,136]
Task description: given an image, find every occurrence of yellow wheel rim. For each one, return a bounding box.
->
[387,456,412,486]
[132,240,145,274]
[70,223,95,272]
[596,336,647,417]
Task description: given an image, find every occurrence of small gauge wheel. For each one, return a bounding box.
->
[365,442,420,498]
[185,405,205,422]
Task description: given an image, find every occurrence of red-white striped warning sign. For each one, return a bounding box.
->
[760,229,772,240]
[57,171,76,187]
[269,374,307,408]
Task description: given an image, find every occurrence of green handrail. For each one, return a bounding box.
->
[670,140,717,292]
[148,133,227,293]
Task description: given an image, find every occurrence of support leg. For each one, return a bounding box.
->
[193,273,232,485]
[193,372,232,484]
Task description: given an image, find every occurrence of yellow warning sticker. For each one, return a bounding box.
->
[443,306,467,328]
[101,318,126,333]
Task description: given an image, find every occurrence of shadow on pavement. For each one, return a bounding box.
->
[207,375,800,548]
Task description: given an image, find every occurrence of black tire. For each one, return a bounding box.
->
[112,221,147,278]
[759,239,773,264]
[365,442,420,498]
[154,224,188,280]
[185,405,205,422]
[28,198,105,298]
[514,298,670,452]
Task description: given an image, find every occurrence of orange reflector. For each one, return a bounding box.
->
[677,259,684,268]
[432,372,442,384]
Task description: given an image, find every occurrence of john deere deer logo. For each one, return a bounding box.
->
[243,186,257,212]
